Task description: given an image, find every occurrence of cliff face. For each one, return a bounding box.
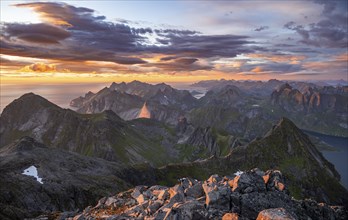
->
[271,83,348,113]
[70,87,143,120]
[268,84,348,136]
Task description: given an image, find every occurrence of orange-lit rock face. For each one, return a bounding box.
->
[138,102,151,118]
[263,175,270,184]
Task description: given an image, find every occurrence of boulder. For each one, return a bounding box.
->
[207,174,223,183]
[147,200,163,215]
[104,197,117,206]
[232,171,266,193]
[180,177,198,189]
[202,183,231,211]
[256,208,296,220]
[185,182,204,198]
[263,170,286,192]
[163,200,207,220]
[222,212,240,220]
[239,191,295,219]
[158,189,170,201]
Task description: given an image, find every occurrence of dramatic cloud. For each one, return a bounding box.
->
[15,2,105,29]
[2,23,70,44]
[254,26,269,32]
[0,2,254,72]
[142,57,212,72]
[284,19,347,48]
[157,34,253,58]
[284,1,348,48]
[0,1,346,81]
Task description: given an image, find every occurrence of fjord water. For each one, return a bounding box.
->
[305,130,348,189]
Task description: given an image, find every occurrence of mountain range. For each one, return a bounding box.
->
[69,80,348,139]
[0,80,347,219]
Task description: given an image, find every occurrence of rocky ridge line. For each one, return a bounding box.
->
[59,169,347,220]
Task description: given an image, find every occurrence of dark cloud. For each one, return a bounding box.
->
[284,18,347,48]
[2,23,70,44]
[284,0,348,48]
[174,58,198,65]
[142,57,211,72]
[254,26,269,32]
[0,2,257,72]
[314,0,337,15]
[113,56,147,65]
[240,62,304,74]
[156,34,253,58]
[160,56,177,61]
[0,38,147,65]
[274,44,296,47]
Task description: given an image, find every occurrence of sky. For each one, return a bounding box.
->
[0,0,347,84]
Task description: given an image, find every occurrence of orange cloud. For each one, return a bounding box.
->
[19,63,57,72]
[251,66,263,73]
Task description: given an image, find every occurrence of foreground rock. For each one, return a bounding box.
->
[66,169,347,220]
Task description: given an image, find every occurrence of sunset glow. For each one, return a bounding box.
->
[0,1,347,84]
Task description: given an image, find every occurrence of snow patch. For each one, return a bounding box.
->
[22,165,43,184]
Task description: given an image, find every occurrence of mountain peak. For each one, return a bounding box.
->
[1,93,59,117]
[276,117,297,129]
[261,117,341,182]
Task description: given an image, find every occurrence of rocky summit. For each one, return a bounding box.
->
[52,169,346,220]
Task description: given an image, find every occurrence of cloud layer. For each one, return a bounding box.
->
[0,1,347,81]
